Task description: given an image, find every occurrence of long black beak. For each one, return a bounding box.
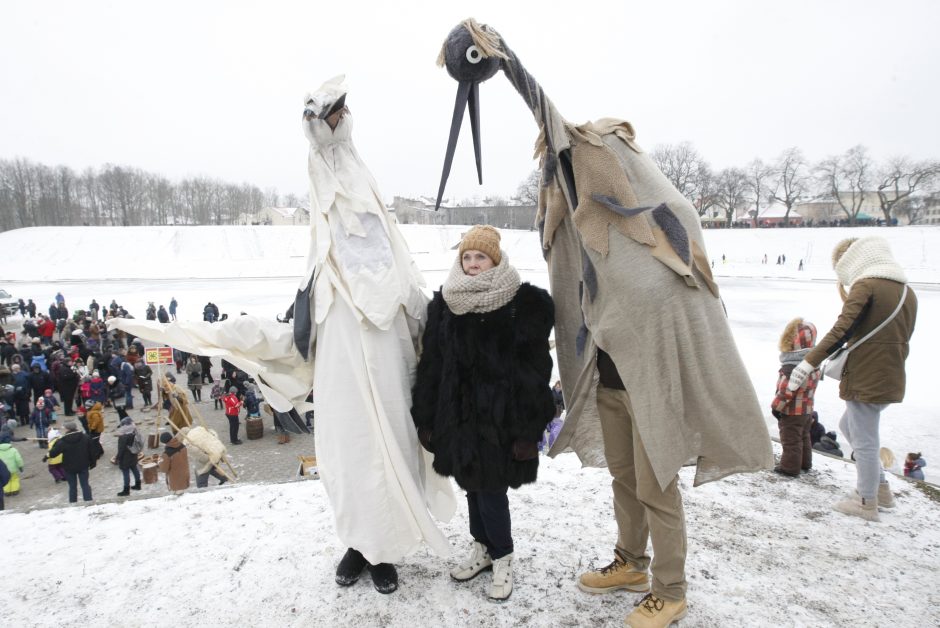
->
[435,80,482,210]
[319,93,347,120]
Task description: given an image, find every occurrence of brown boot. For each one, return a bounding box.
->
[578,552,649,594]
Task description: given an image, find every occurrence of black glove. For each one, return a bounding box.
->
[42,455,48,462]
[418,428,433,453]
[511,440,539,461]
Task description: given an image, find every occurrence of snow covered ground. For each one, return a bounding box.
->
[1,224,938,627]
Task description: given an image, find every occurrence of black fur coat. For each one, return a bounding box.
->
[411,283,555,491]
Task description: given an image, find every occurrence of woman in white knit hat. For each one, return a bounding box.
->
[411,224,555,600]
[787,236,917,521]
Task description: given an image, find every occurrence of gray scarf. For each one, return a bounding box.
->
[779,348,811,367]
[442,252,521,315]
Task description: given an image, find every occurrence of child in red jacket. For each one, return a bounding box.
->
[771,318,820,477]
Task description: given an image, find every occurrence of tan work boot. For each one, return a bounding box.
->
[578,553,650,594]
[877,481,896,509]
[625,593,687,627]
[833,494,880,522]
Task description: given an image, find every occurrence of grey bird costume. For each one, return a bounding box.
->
[434,19,772,490]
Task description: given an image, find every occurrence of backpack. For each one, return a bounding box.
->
[128,429,143,455]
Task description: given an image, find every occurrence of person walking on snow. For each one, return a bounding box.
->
[47,420,94,502]
[222,387,243,445]
[114,417,142,496]
[788,237,917,521]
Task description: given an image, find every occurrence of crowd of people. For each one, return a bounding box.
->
[0,293,288,509]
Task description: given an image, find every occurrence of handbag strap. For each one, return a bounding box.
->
[843,284,908,355]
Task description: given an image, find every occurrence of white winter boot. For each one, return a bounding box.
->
[488,553,514,601]
[877,481,896,509]
[833,494,880,522]
[450,542,493,582]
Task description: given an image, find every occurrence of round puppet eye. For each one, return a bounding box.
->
[465,45,483,64]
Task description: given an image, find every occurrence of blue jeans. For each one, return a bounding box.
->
[121,465,141,489]
[34,424,48,441]
[66,469,92,502]
[125,388,134,409]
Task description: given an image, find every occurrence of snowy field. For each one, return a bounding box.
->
[1,224,939,627]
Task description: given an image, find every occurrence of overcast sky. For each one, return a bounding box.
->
[3,0,938,203]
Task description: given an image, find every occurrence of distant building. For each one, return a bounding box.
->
[236,206,310,226]
[795,192,890,225]
[391,196,538,230]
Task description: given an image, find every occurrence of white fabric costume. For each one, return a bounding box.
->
[109,76,455,565]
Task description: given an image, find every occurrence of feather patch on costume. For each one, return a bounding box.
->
[581,247,598,303]
[652,204,690,266]
[591,193,654,219]
[576,322,589,357]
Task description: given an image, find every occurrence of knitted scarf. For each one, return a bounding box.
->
[779,348,811,367]
[836,236,907,288]
[442,252,521,315]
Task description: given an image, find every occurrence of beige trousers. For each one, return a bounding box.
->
[596,385,687,601]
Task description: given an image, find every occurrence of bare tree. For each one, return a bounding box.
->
[770,147,810,227]
[745,158,773,227]
[816,145,874,226]
[652,142,706,199]
[714,167,748,227]
[513,169,540,205]
[875,157,940,225]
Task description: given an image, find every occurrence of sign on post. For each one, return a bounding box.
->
[144,347,174,366]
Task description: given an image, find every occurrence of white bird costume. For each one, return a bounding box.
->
[109,76,454,565]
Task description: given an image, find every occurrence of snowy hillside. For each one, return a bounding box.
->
[1,223,939,626]
[2,224,937,283]
[2,444,938,627]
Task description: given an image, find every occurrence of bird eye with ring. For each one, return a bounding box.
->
[465,45,483,64]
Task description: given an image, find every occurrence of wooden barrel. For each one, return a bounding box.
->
[142,462,159,484]
[147,433,160,449]
[246,416,264,440]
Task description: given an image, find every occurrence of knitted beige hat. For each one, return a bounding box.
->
[458,225,502,266]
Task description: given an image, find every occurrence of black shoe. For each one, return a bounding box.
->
[369,563,398,594]
[232,440,243,445]
[335,548,368,586]
[773,466,799,478]
[117,489,130,497]
[131,483,141,490]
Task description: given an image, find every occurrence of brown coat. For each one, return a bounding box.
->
[806,278,917,404]
[86,403,104,433]
[157,437,191,491]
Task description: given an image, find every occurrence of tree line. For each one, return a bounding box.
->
[0,157,306,232]
[515,144,940,226]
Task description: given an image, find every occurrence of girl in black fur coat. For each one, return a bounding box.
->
[411,225,555,601]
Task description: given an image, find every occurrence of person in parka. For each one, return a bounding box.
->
[114,416,142,496]
[157,431,190,491]
[47,420,93,502]
[789,237,917,522]
[134,361,154,406]
[57,360,79,416]
[411,225,555,601]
